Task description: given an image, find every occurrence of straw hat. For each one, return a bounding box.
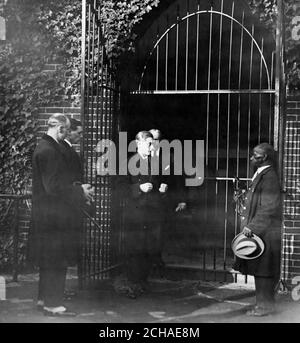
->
[232,232,265,260]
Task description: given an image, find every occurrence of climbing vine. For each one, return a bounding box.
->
[0,0,299,269]
[248,0,300,90]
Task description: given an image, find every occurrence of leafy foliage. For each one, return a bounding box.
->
[248,0,300,90]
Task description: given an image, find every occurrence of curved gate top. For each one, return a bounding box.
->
[133,0,276,93]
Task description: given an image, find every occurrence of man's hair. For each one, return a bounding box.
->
[69,118,82,131]
[149,129,162,140]
[256,142,276,164]
[47,113,68,128]
[135,130,153,141]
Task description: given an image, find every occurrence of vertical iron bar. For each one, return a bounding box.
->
[175,6,180,91]
[214,0,224,223]
[86,2,92,282]
[269,51,275,144]
[216,0,224,174]
[107,65,116,280]
[258,38,264,144]
[185,0,189,90]
[277,0,286,287]
[96,3,101,280]
[274,0,283,152]
[223,1,234,271]
[204,8,213,225]
[91,0,96,281]
[236,12,244,180]
[99,22,105,281]
[195,3,200,90]
[246,25,254,179]
[275,0,286,187]
[205,8,213,166]
[12,199,19,283]
[156,26,159,91]
[79,0,87,289]
[165,15,169,91]
[104,62,109,279]
[81,0,87,143]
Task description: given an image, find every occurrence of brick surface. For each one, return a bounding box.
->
[282,95,300,287]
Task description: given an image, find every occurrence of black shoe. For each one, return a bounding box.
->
[43,306,77,317]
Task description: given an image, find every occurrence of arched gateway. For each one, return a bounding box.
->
[80,0,285,285]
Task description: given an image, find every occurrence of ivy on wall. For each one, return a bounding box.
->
[249,0,300,90]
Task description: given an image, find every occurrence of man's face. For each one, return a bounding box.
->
[69,126,83,144]
[137,137,153,158]
[149,130,160,153]
[250,146,266,168]
[57,119,70,141]
[151,138,160,152]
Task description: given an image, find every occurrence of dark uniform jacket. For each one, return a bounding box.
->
[60,139,85,263]
[29,134,84,267]
[233,166,282,278]
[151,150,187,211]
[118,154,166,225]
[60,140,83,184]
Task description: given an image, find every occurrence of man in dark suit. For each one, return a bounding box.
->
[233,143,282,316]
[60,118,83,184]
[59,118,86,299]
[30,114,94,316]
[117,131,168,298]
[149,129,187,270]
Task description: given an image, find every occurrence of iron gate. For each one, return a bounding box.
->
[80,0,121,287]
[129,0,284,279]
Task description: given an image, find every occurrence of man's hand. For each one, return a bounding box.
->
[242,226,252,237]
[159,183,168,193]
[82,184,95,204]
[175,202,187,212]
[140,183,153,193]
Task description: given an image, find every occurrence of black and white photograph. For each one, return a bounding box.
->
[0,0,300,327]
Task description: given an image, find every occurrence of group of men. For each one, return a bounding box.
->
[30,113,282,318]
[30,118,187,316]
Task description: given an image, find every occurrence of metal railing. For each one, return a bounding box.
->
[0,193,32,282]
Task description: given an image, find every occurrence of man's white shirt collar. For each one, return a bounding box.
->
[252,165,271,181]
[46,133,59,143]
[64,139,72,147]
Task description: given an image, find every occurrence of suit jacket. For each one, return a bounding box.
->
[117,153,166,226]
[233,166,282,277]
[60,140,83,184]
[152,149,187,211]
[29,134,84,267]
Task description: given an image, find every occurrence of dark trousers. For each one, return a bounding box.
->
[125,221,161,283]
[255,275,278,310]
[38,267,67,307]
